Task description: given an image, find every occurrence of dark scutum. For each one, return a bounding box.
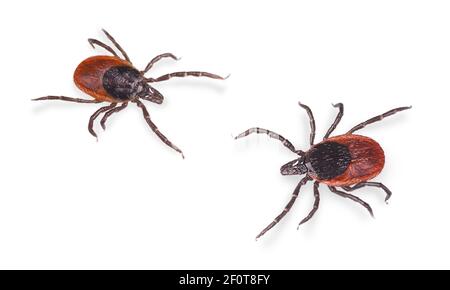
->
[308,142,351,180]
[102,66,142,100]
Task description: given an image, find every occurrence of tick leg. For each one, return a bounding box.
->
[32,96,102,103]
[87,38,120,58]
[255,176,310,240]
[134,99,184,158]
[100,102,128,130]
[88,103,117,139]
[101,29,131,63]
[297,181,320,228]
[145,71,227,82]
[346,106,412,134]
[329,186,374,217]
[298,102,316,146]
[342,182,392,203]
[234,127,302,155]
[323,103,344,140]
[141,53,179,74]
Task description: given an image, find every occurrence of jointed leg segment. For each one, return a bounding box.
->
[329,186,374,217]
[88,38,120,58]
[88,29,131,63]
[323,103,344,140]
[101,29,131,63]
[134,99,184,158]
[88,103,117,139]
[142,53,179,74]
[346,106,412,134]
[297,181,320,228]
[342,182,392,202]
[255,176,310,240]
[32,96,102,104]
[298,102,316,146]
[146,71,226,83]
[235,127,298,154]
[100,102,128,130]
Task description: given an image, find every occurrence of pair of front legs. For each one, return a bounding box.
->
[236,102,410,239]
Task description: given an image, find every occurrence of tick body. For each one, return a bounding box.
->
[235,103,410,239]
[306,135,385,186]
[74,56,139,103]
[33,29,227,158]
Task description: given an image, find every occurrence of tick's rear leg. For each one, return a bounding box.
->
[88,103,117,139]
[298,102,316,146]
[328,186,374,217]
[101,29,131,63]
[297,181,320,228]
[134,99,184,158]
[346,106,412,134]
[141,53,179,74]
[323,103,344,140]
[100,102,128,130]
[145,71,227,82]
[32,96,102,104]
[342,182,392,203]
[88,38,120,59]
[255,176,310,240]
[234,127,301,155]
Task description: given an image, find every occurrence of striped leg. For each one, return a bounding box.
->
[134,99,184,158]
[297,181,320,228]
[346,106,412,134]
[146,71,227,82]
[234,127,300,155]
[141,53,179,74]
[32,96,102,104]
[100,102,128,130]
[329,186,374,217]
[323,103,344,140]
[88,103,117,139]
[298,102,316,146]
[101,29,131,63]
[87,38,120,58]
[342,182,392,203]
[255,176,310,240]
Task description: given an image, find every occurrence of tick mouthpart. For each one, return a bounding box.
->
[280,158,308,176]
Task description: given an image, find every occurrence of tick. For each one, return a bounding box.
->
[33,29,227,158]
[235,102,411,239]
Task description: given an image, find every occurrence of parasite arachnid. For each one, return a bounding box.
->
[33,29,227,158]
[236,102,410,239]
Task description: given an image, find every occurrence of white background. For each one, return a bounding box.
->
[0,0,449,269]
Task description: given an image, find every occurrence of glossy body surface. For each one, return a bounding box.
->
[74,56,137,102]
[235,103,410,239]
[306,134,385,186]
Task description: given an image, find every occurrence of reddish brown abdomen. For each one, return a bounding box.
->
[73,55,132,102]
[310,134,385,186]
